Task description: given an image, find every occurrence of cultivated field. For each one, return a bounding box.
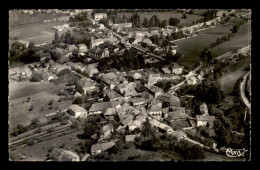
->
[211,22,251,57]
[8,80,72,129]
[117,12,204,26]
[175,23,233,68]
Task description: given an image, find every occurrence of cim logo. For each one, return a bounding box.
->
[225,147,248,158]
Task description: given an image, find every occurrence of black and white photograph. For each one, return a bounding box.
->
[8,9,251,162]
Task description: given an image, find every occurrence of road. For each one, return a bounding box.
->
[169,64,203,91]
[240,71,251,110]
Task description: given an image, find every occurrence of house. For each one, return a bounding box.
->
[145,84,163,99]
[162,108,169,118]
[197,71,205,81]
[101,123,114,139]
[148,73,162,84]
[134,31,145,39]
[200,102,209,115]
[148,104,163,121]
[151,99,162,108]
[158,123,174,134]
[149,117,161,128]
[140,91,154,101]
[131,97,147,106]
[94,13,107,20]
[132,72,143,80]
[172,63,183,75]
[88,47,109,59]
[118,83,139,97]
[187,76,198,85]
[104,108,117,119]
[91,142,115,155]
[88,101,113,115]
[100,72,119,89]
[162,67,171,74]
[128,120,142,132]
[143,38,152,44]
[103,89,122,101]
[169,95,181,108]
[169,130,187,140]
[76,77,98,95]
[120,114,134,126]
[68,105,88,118]
[196,115,216,128]
[125,134,140,142]
[50,148,80,161]
[169,107,188,120]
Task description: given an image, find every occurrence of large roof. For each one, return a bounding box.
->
[50,149,79,161]
[196,115,216,122]
[89,102,112,112]
[91,142,115,152]
[69,104,87,113]
[77,77,96,88]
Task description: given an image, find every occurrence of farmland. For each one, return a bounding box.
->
[211,22,251,57]
[9,21,67,45]
[8,80,72,129]
[117,12,204,26]
[175,23,233,69]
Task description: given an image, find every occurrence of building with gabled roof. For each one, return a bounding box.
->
[50,148,80,161]
[91,142,115,155]
[148,104,162,121]
[196,115,216,128]
[172,63,183,75]
[162,67,171,74]
[68,104,88,118]
[76,77,98,95]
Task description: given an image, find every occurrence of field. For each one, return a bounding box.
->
[117,12,204,26]
[9,21,68,45]
[9,130,84,161]
[175,23,233,69]
[8,80,72,129]
[211,22,251,57]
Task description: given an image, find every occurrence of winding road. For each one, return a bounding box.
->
[240,71,251,110]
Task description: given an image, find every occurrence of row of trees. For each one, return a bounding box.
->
[53,31,76,45]
[131,14,167,28]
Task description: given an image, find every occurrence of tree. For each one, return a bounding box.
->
[169,17,180,26]
[182,13,187,19]
[54,31,60,44]
[142,17,149,27]
[30,72,43,82]
[28,42,35,49]
[231,24,239,34]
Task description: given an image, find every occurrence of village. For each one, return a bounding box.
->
[8,9,251,161]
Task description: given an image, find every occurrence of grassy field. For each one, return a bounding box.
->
[8,80,72,129]
[175,23,233,69]
[211,22,251,57]
[117,12,204,26]
[9,130,84,161]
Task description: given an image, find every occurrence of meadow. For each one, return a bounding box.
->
[175,23,234,69]
[8,80,72,129]
[211,22,251,57]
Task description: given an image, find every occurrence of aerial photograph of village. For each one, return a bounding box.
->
[8,9,251,161]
